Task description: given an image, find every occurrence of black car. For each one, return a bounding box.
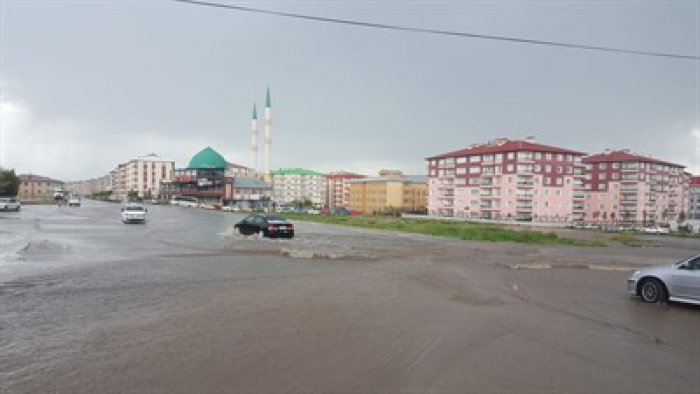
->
[234,214,295,239]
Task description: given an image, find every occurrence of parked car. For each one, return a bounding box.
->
[627,253,700,305]
[234,214,294,239]
[222,205,240,212]
[0,197,21,211]
[641,226,669,235]
[121,204,147,224]
[68,196,81,207]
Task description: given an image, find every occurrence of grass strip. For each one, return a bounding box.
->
[281,214,604,247]
[608,233,650,247]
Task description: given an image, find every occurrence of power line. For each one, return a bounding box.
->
[173,0,699,61]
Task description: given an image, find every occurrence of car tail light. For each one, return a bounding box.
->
[269,225,278,231]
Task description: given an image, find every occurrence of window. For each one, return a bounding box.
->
[546,153,552,161]
[507,152,515,160]
[599,163,607,170]
[612,162,620,169]
[495,154,503,163]
[535,152,542,160]
[556,154,563,161]
[468,167,480,174]
[534,165,542,172]
[545,165,552,172]
[469,155,481,163]
[456,157,467,164]
[556,166,562,173]
[507,165,514,172]
[556,178,562,185]
[599,173,607,180]
[456,168,466,174]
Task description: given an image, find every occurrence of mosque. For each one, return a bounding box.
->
[160,89,274,210]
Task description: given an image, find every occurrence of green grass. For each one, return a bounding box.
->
[281,214,604,247]
[608,233,649,247]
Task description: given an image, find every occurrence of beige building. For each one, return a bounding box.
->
[113,153,175,199]
[348,171,427,214]
[18,174,64,200]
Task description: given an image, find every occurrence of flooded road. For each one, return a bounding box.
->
[1,200,698,393]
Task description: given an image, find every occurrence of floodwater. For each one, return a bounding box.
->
[1,200,698,394]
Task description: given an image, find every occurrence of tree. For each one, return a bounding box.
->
[127,190,139,201]
[0,169,20,197]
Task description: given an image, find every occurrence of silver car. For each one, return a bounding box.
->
[628,253,700,305]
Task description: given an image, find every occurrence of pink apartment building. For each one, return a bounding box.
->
[325,171,366,209]
[427,138,586,222]
[582,150,689,224]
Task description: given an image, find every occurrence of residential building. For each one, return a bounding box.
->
[112,153,175,199]
[18,174,64,200]
[325,171,366,209]
[271,168,327,206]
[347,171,427,215]
[65,175,111,196]
[426,138,587,221]
[689,176,700,220]
[582,149,688,224]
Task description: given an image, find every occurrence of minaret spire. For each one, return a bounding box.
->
[251,103,258,172]
[264,87,272,174]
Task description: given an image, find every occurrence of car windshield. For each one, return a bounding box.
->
[124,206,145,212]
[265,216,286,222]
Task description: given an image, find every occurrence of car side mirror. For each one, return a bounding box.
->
[145,209,148,212]
[678,263,690,270]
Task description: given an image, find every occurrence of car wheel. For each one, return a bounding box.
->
[640,278,667,303]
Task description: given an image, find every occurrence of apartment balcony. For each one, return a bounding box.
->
[516,181,534,188]
[516,204,533,210]
[573,193,586,199]
[573,204,586,211]
[516,191,534,199]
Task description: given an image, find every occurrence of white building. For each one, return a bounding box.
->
[270,168,327,206]
[113,153,175,199]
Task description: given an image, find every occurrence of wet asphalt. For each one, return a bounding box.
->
[1,200,698,394]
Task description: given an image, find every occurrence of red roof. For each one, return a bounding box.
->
[691,176,700,186]
[227,162,250,170]
[426,139,586,160]
[19,174,63,183]
[583,150,684,168]
[325,171,366,179]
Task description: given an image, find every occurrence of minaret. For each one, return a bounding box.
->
[264,87,272,174]
[251,103,258,172]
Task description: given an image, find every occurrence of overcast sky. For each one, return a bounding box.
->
[1,0,698,181]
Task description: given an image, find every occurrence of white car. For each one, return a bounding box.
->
[628,253,700,305]
[0,197,21,211]
[121,205,147,224]
[68,196,81,207]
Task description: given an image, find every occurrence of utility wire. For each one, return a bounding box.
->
[173,0,699,61]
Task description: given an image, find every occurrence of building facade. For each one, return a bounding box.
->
[347,172,427,214]
[582,150,688,224]
[18,174,64,200]
[271,168,327,206]
[225,178,273,210]
[689,176,700,220]
[161,147,228,205]
[112,153,175,199]
[325,171,366,209]
[427,139,586,221]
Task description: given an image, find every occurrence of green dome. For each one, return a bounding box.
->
[188,147,228,169]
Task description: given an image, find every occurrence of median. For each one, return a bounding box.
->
[280,214,604,247]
